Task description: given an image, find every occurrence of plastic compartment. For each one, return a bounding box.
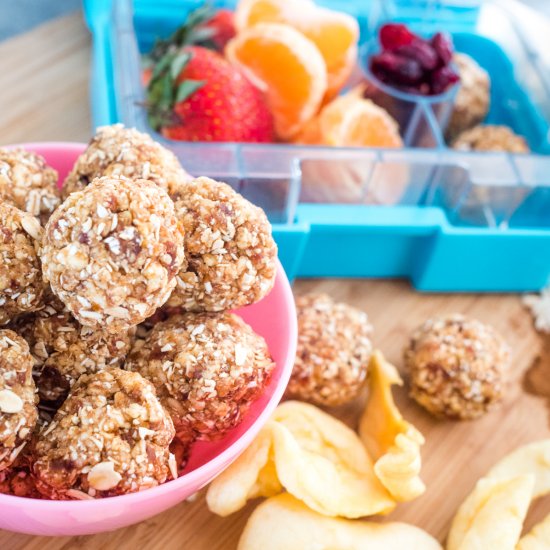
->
[83,0,550,291]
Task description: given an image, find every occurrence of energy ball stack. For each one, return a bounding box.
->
[404,314,510,420]
[0,148,60,225]
[41,176,186,332]
[62,124,192,198]
[127,312,274,443]
[33,369,175,500]
[0,126,278,500]
[0,201,45,325]
[167,176,278,312]
[285,293,373,407]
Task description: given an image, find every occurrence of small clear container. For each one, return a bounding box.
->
[359,39,458,147]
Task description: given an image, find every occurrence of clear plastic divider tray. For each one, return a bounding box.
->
[84,0,550,291]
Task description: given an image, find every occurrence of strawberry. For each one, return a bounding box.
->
[147,46,274,143]
[202,9,236,52]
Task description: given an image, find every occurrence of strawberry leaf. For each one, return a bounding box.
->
[176,80,205,103]
[170,52,192,80]
[146,4,215,63]
[152,51,177,81]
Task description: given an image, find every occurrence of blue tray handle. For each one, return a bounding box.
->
[84,0,117,127]
[290,204,550,291]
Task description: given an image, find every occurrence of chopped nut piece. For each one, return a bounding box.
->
[33,368,175,499]
[62,124,191,199]
[0,390,23,413]
[167,177,277,312]
[20,215,42,241]
[285,293,372,407]
[168,452,178,480]
[0,148,60,225]
[87,461,122,491]
[127,311,274,443]
[404,314,510,420]
[41,176,185,332]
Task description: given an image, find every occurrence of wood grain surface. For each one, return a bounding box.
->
[0,12,548,550]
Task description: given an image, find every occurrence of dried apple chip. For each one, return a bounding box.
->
[487,439,550,498]
[447,475,534,550]
[359,350,425,501]
[271,401,395,517]
[207,400,395,518]
[206,423,282,516]
[237,493,442,550]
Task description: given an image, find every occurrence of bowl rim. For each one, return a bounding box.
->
[0,141,297,508]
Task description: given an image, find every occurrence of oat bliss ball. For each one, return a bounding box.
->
[40,176,186,332]
[62,124,191,198]
[285,293,373,407]
[0,330,38,471]
[33,369,175,500]
[0,148,60,225]
[0,201,45,325]
[404,314,510,420]
[126,312,274,443]
[167,176,278,312]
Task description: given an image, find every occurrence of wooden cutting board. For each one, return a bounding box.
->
[3,278,548,550]
[0,13,548,550]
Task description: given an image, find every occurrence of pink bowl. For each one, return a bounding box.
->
[0,143,297,536]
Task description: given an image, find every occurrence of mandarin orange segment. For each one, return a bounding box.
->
[226,23,327,140]
[235,0,359,97]
[295,87,403,148]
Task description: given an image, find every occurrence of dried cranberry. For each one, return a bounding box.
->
[431,32,454,65]
[430,66,460,94]
[379,23,416,50]
[370,52,423,85]
[372,23,457,96]
[395,40,438,71]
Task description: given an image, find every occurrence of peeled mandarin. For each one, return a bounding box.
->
[235,0,358,97]
[226,23,327,140]
[295,87,403,148]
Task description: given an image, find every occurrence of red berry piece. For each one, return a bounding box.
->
[370,52,423,86]
[379,23,416,50]
[430,66,460,94]
[431,32,454,66]
[203,9,236,51]
[395,40,438,71]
